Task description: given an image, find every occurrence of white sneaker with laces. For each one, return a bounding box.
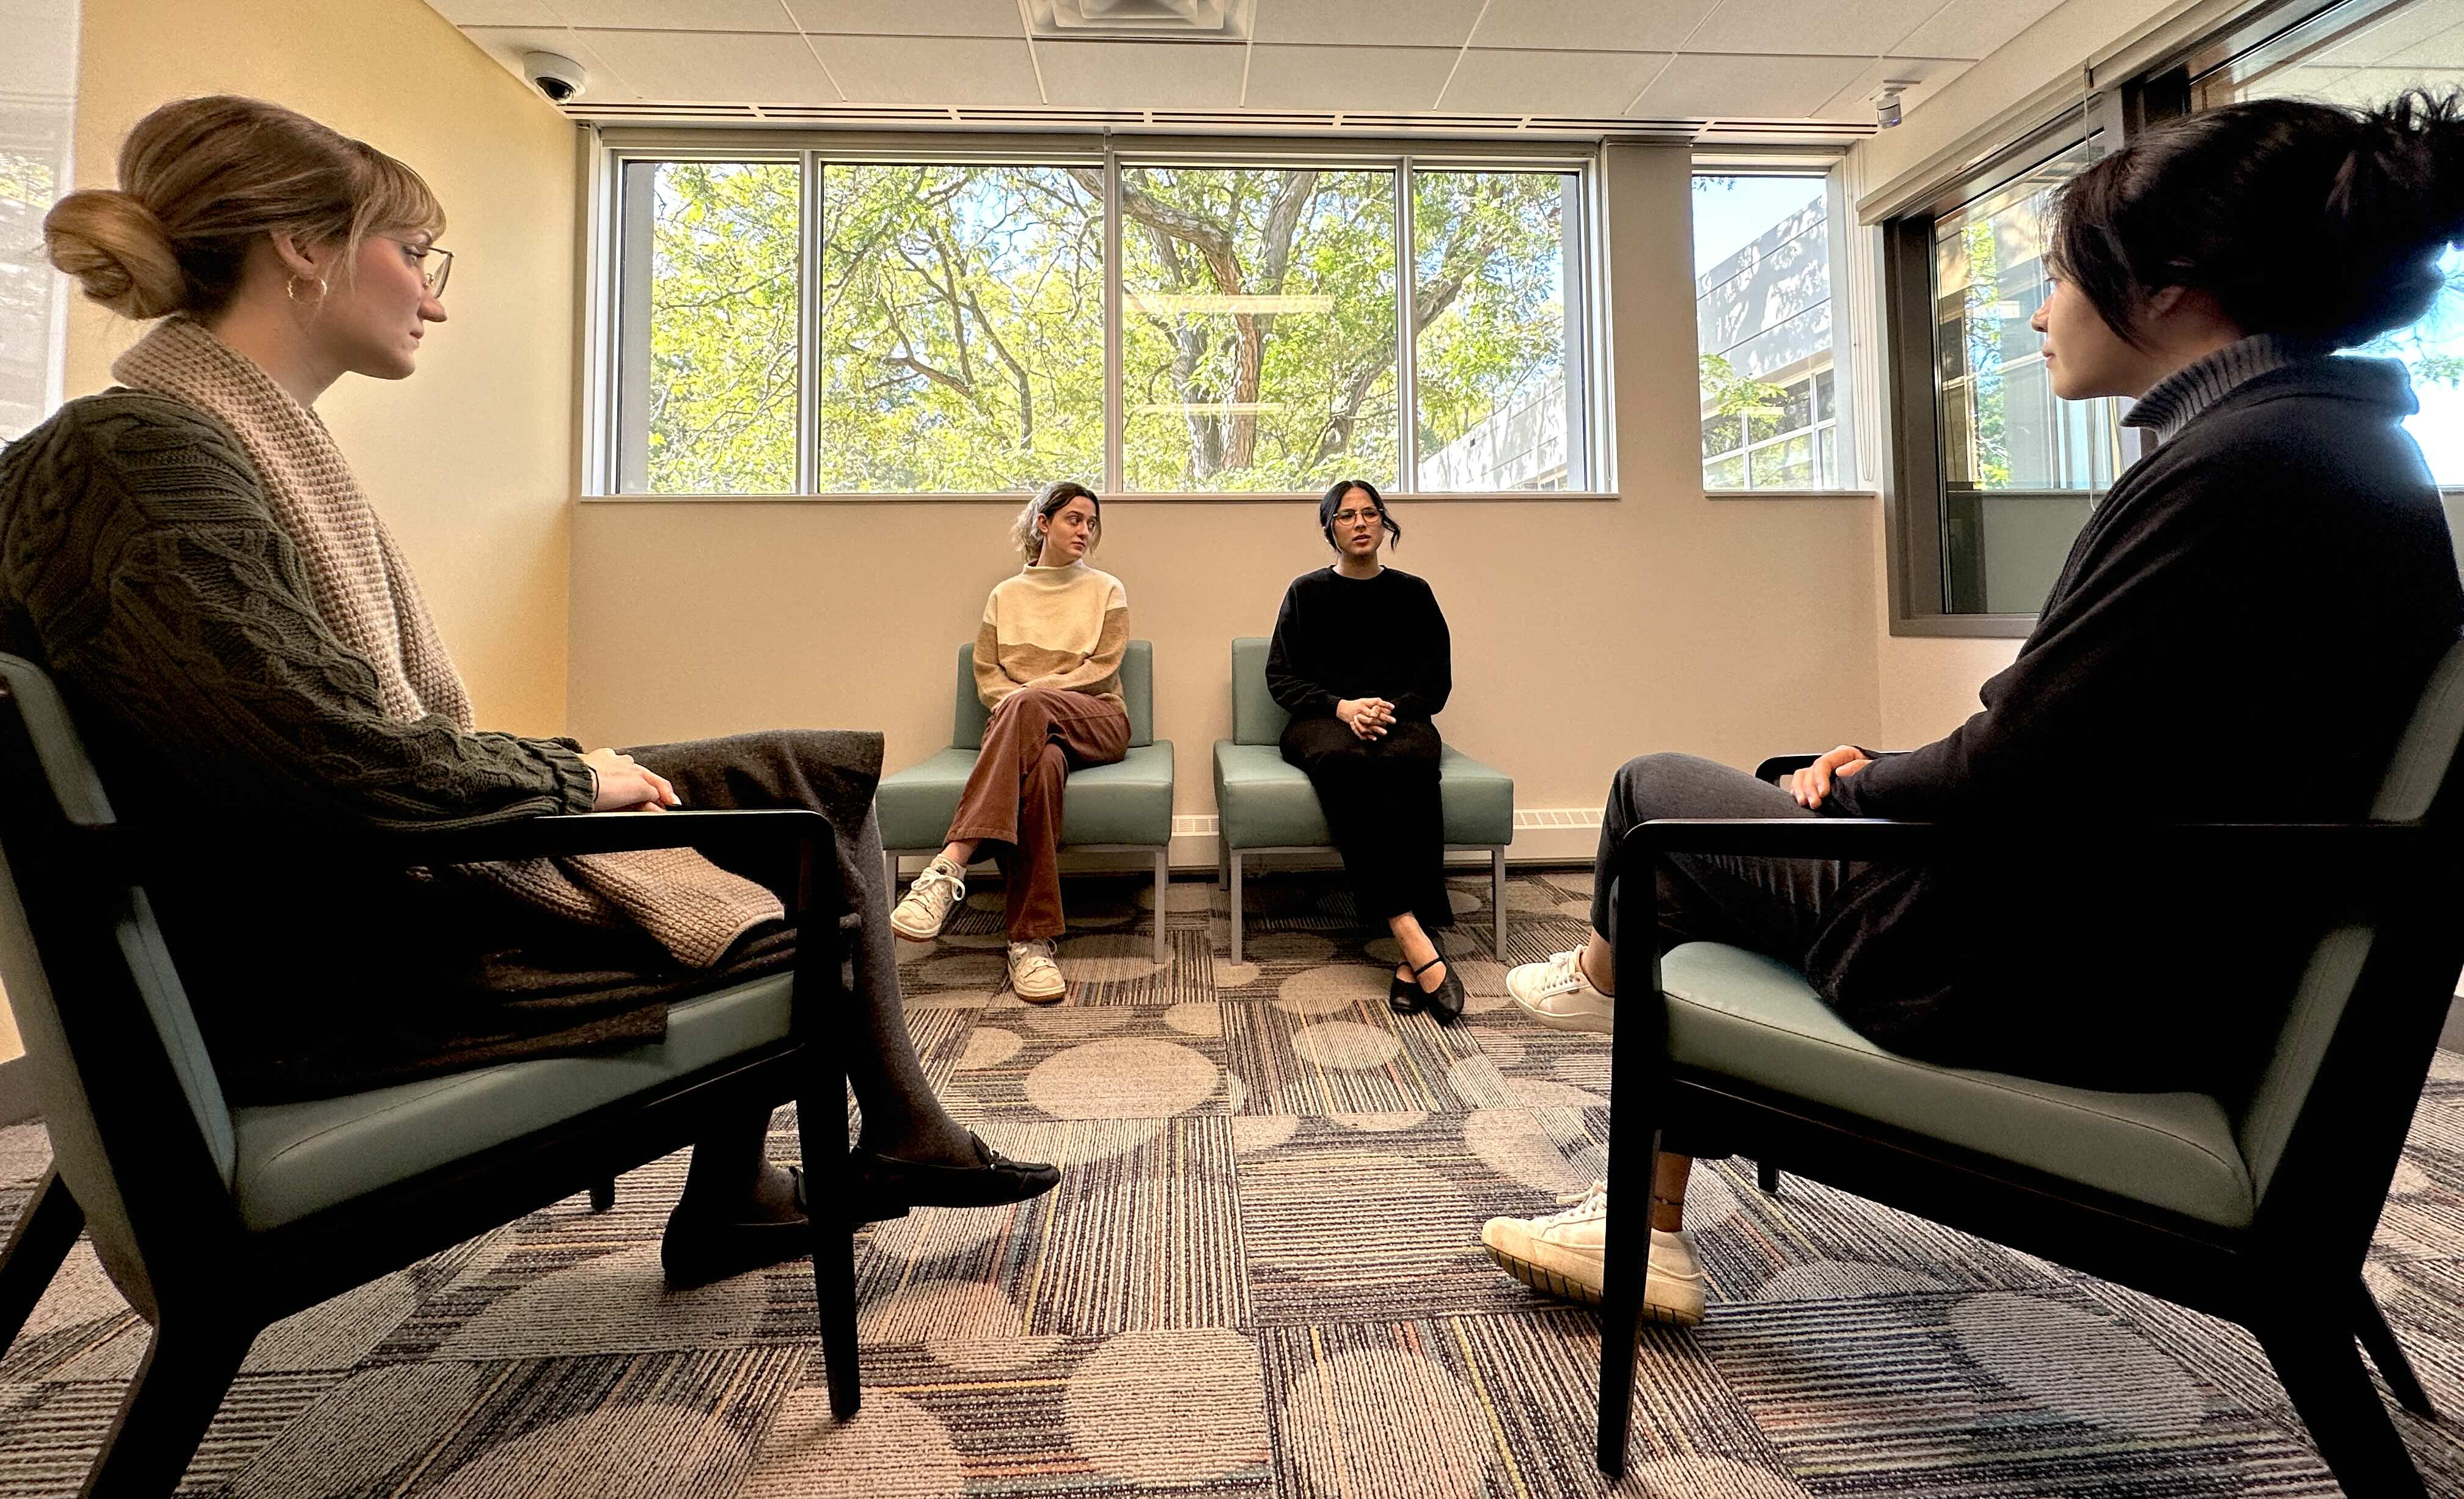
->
[1006,938,1066,1003]
[890,857,967,942]
[1480,1183,1704,1325]
[1506,948,1616,1032]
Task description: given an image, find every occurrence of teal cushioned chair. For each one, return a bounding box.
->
[875,640,1174,963]
[0,654,866,1498]
[1212,636,1513,962]
[1591,639,2464,1498]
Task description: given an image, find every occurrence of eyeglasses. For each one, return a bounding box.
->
[1330,508,1384,526]
[382,237,453,298]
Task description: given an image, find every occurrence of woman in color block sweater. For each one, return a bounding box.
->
[4,94,1057,1294]
[888,481,1131,1002]
[1267,478,1464,1023]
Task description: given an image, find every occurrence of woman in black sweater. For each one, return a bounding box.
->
[1485,91,2464,1325]
[1268,479,1464,1021]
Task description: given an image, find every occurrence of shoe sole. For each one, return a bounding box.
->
[1484,1245,1701,1327]
[1015,986,1066,1005]
[890,909,955,942]
[1506,991,1615,1034]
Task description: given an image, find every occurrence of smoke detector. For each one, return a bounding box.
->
[1025,0,1252,40]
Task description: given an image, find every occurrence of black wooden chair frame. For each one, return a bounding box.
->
[0,673,864,1498]
[1596,752,2464,1497]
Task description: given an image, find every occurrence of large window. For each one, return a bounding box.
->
[606,145,1597,498]
[1693,172,1844,493]
[0,0,78,450]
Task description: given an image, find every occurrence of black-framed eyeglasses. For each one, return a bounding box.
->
[1330,508,1384,526]
[383,237,453,298]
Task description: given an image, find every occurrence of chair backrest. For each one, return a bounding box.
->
[952,639,1154,750]
[1231,637,1288,746]
[2236,636,2464,1204]
[0,654,239,1318]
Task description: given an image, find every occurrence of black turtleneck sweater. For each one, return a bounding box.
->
[1267,566,1452,722]
[1811,353,2462,1089]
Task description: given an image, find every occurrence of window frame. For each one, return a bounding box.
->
[585,130,1612,503]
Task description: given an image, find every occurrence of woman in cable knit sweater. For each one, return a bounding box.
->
[888,481,1129,1002]
[3,94,1056,1290]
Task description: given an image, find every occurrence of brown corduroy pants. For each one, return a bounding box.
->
[946,686,1131,940]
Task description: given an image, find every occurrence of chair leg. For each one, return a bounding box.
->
[2355,1278,2436,1418]
[1756,1160,1781,1197]
[2256,1316,2429,1498]
[1491,846,1506,953]
[798,1071,862,1420]
[1153,848,1169,967]
[1229,852,1244,966]
[590,1178,617,1214]
[80,1318,252,1499]
[0,1168,82,1354]
[1595,1123,1663,1479]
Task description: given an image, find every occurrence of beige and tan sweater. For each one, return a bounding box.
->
[973,561,1129,711]
[106,318,782,969]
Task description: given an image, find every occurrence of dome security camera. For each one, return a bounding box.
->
[1874,81,1913,129]
[522,51,587,103]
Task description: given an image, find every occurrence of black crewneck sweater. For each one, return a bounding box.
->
[1266,566,1452,722]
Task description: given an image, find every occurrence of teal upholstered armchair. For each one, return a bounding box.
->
[1593,639,2464,1497]
[0,654,864,1498]
[1211,636,1513,962]
[875,640,1175,964]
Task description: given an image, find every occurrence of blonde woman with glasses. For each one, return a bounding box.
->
[6,94,1057,1291]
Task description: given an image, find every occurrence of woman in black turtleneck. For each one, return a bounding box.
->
[1267,478,1465,1022]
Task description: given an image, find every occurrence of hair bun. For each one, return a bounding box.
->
[42,188,189,320]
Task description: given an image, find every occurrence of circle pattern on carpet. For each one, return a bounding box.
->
[1022,1038,1219,1119]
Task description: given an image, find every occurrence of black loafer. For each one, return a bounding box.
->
[661,1165,823,1289]
[850,1131,1061,1211]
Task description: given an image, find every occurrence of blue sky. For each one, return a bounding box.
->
[1692,174,1825,271]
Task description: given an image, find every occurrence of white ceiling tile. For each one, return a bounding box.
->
[780,0,1024,37]
[1253,0,1484,48]
[461,25,643,98]
[809,33,1043,103]
[2302,4,2461,66]
[1628,51,1868,117]
[1805,54,1968,122]
[1242,43,1460,111]
[1439,48,1670,115]
[572,27,835,100]
[551,0,793,29]
[1685,0,1945,58]
[2379,18,2464,68]
[1469,0,1723,52]
[1891,0,2066,62]
[423,0,562,24]
[1036,40,1245,108]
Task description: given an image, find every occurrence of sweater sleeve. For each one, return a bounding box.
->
[0,395,597,834]
[972,593,1015,711]
[1027,580,1129,695]
[1388,578,1452,721]
[1266,579,1341,717]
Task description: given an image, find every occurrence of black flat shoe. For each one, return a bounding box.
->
[850,1131,1061,1211]
[661,1165,833,1289]
[1406,953,1465,1026]
[1389,964,1427,1015]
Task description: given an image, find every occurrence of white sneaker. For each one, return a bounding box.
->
[1006,938,1066,1003]
[890,857,967,941]
[1506,948,1616,1032]
[1480,1183,1705,1325]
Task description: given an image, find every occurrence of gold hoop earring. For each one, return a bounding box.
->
[285,274,328,304]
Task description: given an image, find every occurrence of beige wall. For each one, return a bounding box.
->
[2,0,579,1073]
[568,144,1889,853]
[62,0,578,735]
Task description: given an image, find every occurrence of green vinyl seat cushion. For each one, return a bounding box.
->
[875,742,1175,852]
[227,970,796,1231]
[1211,741,1513,851]
[1660,942,2255,1229]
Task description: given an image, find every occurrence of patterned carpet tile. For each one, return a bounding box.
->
[855,1115,1248,1339]
[1698,1288,2347,1496]
[1220,989,1486,1116]
[0,1371,336,1499]
[741,1331,1274,1497]
[930,1004,1234,1127]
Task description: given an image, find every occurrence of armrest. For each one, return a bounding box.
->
[1618,816,2431,867]
[323,808,833,870]
[1753,754,1822,782]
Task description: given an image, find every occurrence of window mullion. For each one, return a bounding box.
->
[798,150,821,496]
[1395,156,1417,493]
[1102,141,1124,496]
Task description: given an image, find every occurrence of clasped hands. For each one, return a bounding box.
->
[1336,697,1397,741]
[583,746,682,812]
[1784,743,1874,809]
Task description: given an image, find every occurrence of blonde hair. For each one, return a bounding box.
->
[43,94,444,321]
[1011,480,1102,563]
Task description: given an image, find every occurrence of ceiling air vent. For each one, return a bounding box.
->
[1025,0,1252,42]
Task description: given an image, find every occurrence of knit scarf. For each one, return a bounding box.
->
[113,318,782,969]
